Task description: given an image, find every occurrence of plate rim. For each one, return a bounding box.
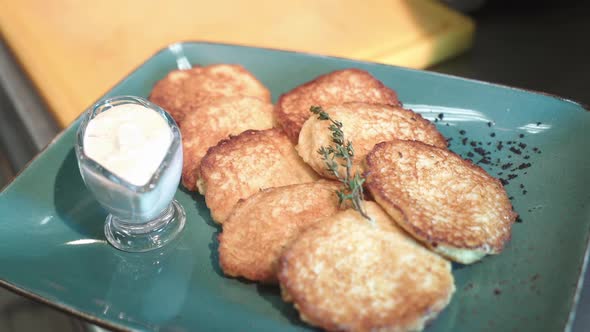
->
[1,40,589,332]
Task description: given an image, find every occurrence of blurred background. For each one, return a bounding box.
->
[0,0,588,331]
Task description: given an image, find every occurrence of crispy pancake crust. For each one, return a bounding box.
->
[364,140,517,264]
[180,96,275,191]
[298,102,447,179]
[275,69,399,143]
[198,128,318,223]
[149,64,271,123]
[218,180,342,283]
[278,202,455,332]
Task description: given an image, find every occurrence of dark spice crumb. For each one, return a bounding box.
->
[459,130,466,135]
[523,190,528,195]
[536,122,542,126]
[486,142,491,146]
[478,158,491,164]
[462,137,468,145]
[508,155,512,158]
[490,132,496,137]
[474,147,488,156]
[494,288,502,295]
[519,142,527,149]
[470,141,477,147]
[519,184,525,189]
[509,196,514,200]
[487,121,493,127]
[446,123,450,127]
[501,163,513,170]
[434,118,438,123]
[524,155,530,160]
[516,216,523,223]
[519,134,525,138]
[467,152,474,158]
[524,172,528,175]
[438,113,444,120]
[509,147,522,155]
[518,163,531,170]
[497,172,503,176]
[508,174,518,180]
[500,178,509,185]
[478,142,482,146]
[532,147,538,152]
[496,142,504,151]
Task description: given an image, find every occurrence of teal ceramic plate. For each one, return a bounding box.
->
[1,42,590,332]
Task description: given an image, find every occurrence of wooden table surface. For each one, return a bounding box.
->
[0,0,473,126]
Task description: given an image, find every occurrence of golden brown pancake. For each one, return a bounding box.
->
[275,69,399,143]
[197,128,318,223]
[149,64,271,123]
[298,102,447,179]
[278,202,455,332]
[218,180,342,283]
[180,96,275,191]
[364,140,517,264]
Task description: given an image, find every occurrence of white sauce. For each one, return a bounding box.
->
[83,104,172,186]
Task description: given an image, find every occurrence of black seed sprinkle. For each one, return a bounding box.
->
[501,163,513,170]
[470,141,477,147]
[519,184,525,189]
[459,130,466,135]
[474,147,488,156]
[518,163,531,170]
[478,142,482,146]
[516,216,523,223]
[490,133,496,137]
[446,123,450,126]
[508,174,518,180]
[519,143,527,149]
[434,118,438,122]
[478,158,491,164]
[497,142,504,151]
[487,122,493,127]
[524,155,530,160]
[462,138,468,145]
[507,141,513,145]
[500,178,509,185]
[438,113,444,120]
[494,289,502,295]
[509,147,522,155]
[467,152,474,158]
[519,134,525,138]
[487,142,491,146]
[509,196,514,200]
[536,122,542,126]
[523,190,528,195]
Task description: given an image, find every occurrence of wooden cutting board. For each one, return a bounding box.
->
[0,0,474,127]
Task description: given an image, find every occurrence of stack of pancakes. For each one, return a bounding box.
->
[150,65,517,332]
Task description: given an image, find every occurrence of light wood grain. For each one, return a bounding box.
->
[0,0,473,126]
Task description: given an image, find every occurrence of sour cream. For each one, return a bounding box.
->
[83,103,172,186]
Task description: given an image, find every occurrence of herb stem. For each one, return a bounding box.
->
[310,106,371,222]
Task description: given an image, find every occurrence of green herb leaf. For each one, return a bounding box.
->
[310,105,371,221]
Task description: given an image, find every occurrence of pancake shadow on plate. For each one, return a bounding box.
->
[54,148,105,239]
[180,187,225,278]
[255,283,312,329]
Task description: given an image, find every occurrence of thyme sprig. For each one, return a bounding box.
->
[310,106,371,221]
